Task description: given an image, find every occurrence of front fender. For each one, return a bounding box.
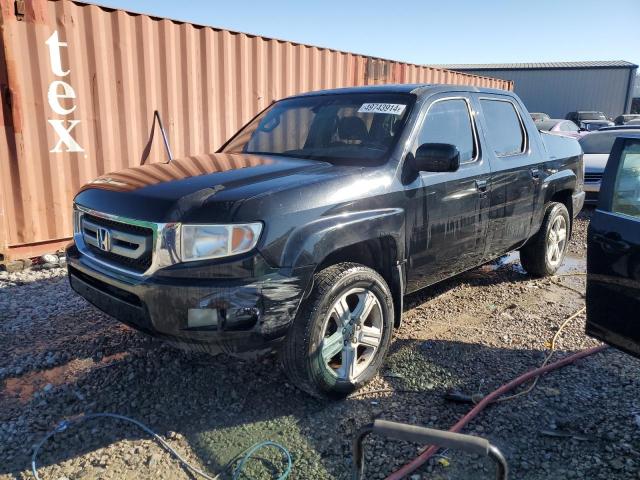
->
[279,208,405,269]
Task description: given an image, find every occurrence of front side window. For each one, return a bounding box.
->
[480,99,526,156]
[223,93,414,163]
[414,99,476,164]
[612,141,640,218]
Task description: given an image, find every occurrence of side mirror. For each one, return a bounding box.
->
[413,143,460,172]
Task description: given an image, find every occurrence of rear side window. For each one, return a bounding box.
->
[480,99,526,156]
[415,99,476,163]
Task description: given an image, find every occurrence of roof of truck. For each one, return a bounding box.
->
[290,83,513,98]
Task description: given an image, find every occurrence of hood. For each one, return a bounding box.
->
[584,153,610,173]
[74,153,337,222]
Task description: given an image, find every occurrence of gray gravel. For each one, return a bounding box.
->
[2,207,640,479]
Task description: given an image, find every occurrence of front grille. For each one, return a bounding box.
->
[584,172,602,183]
[81,213,154,273]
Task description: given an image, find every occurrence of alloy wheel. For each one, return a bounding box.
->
[547,214,567,267]
[320,287,384,382]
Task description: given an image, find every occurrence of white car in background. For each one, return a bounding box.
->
[579,129,640,204]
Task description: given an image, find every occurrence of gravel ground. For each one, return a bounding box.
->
[2,208,640,480]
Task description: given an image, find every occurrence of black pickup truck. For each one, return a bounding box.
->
[67,84,584,398]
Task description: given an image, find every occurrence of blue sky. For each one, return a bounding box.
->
[91,0,640,67]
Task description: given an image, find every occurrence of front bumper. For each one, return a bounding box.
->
[66,244,313,355]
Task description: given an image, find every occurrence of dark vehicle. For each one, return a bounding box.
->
[67,85,584,398]
[566,110,608,125]
[586,135,640,357]
[580,129,640,204]
[530,112,550,123]
[614,114,640,125]
[536,119,583,139]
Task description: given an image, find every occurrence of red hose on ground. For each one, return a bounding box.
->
[384,344,607,480]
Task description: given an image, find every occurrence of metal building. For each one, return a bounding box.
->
[435,61,638,119]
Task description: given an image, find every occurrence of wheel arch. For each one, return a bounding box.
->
[315,236,405,328]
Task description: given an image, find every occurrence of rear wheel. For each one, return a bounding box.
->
[280,262,394,398]
[520,202,570,277]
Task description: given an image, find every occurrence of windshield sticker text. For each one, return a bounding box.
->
[358,103,406,115]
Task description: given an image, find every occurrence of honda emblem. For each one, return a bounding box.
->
[97,227,112,252]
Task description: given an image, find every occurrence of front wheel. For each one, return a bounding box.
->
[520,202,570,277]
[280,263,394,398]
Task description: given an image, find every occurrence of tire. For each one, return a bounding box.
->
[280,262,394,399]
[520,202,570,277]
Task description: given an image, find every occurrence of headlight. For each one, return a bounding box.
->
[180,223,262,262]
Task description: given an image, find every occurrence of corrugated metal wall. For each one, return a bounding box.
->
[0,0,512,261]
[448,67,636,119]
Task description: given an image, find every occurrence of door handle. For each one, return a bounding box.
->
[530,168,540,180]
[475,179,488,196]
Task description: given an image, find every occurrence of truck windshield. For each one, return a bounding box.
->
[222,93,414,163]
[580,112,606,121]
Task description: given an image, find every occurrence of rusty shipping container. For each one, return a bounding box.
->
[0,0,513,262]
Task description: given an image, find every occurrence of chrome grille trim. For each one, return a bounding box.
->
[73,204,181,277]
[82,218,152,259]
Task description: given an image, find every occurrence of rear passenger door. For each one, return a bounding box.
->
[586,136,640,357]
[405,95,491,292]
[475,95,538,259]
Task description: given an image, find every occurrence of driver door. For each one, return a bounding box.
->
[586,136,640,357]
[405,95,491,292]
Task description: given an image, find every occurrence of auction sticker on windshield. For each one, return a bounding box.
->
[358,103,406,115]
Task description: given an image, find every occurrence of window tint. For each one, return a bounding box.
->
[480,99,525,156]
[415,99,476,163]
[612,141,640,218]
